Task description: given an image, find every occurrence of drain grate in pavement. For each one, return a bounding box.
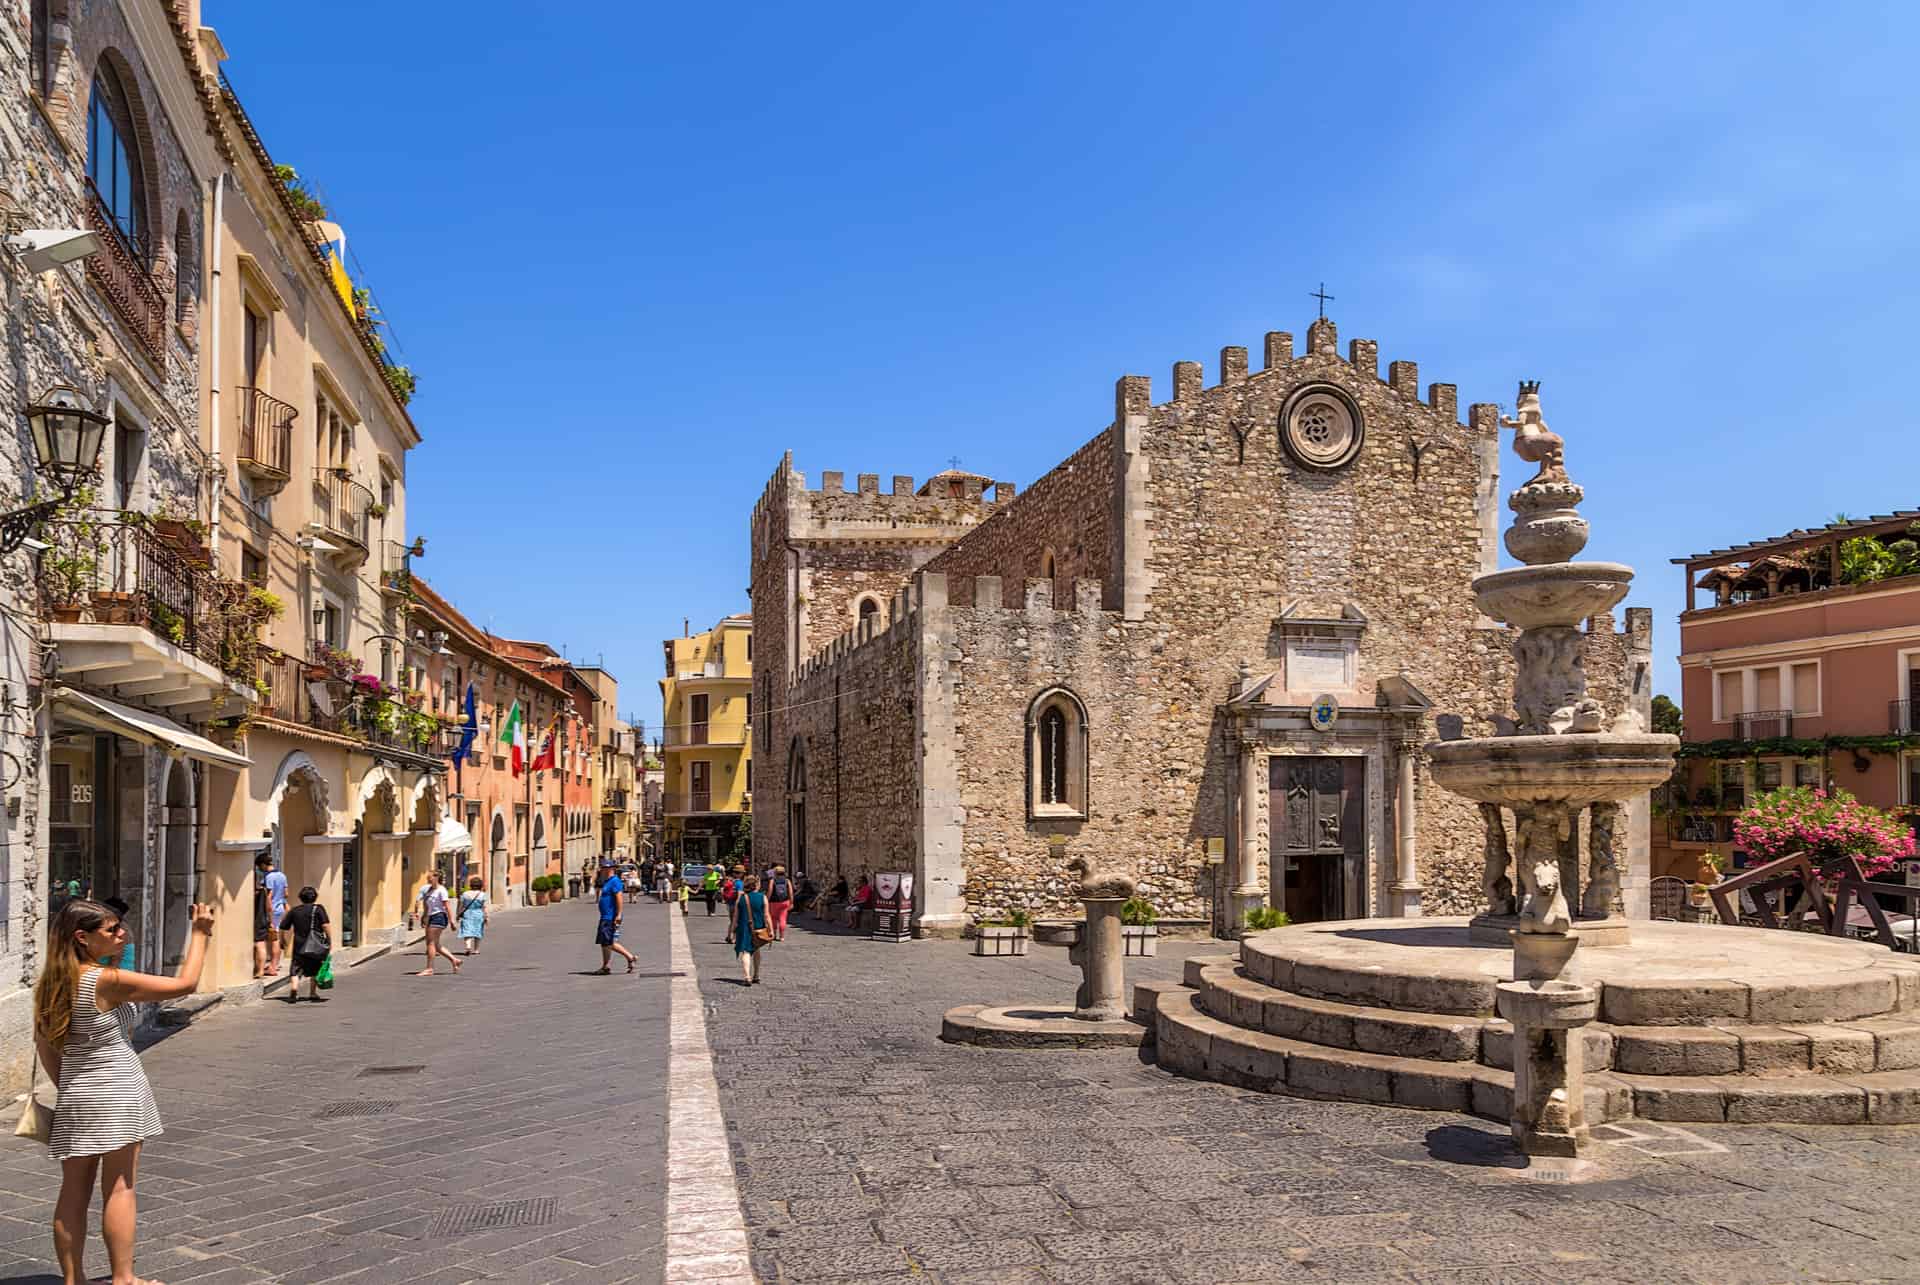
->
[356,1064,426,1078]
[427,1198,557,1235]
[315,1100,400,1119]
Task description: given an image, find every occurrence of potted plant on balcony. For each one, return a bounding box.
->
[43,550,92,623]
[971,907,1030,957]
[149,600,187,646]
[1119,895,1159,957]
[366,501,388,519]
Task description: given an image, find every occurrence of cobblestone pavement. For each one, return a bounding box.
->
[692,914,1920,1285]
[0,896,673,1285]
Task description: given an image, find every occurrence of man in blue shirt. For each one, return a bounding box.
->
[595,869,637,975]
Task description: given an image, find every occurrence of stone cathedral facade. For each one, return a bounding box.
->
[749,317,1653,936]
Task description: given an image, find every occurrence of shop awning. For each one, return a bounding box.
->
[52,688,251,770]
[434,816,474,854]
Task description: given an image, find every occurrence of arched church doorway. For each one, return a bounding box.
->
[159,758,194,967]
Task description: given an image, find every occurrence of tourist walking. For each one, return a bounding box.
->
[251,853,285,978]
[766,865,795,942]
[733,874,771,985]
[654,860,673,903]
[457,877,488,955]
[701,865,721,916]
[279,886,331,1003]
[722,867,742,944]
[676,878,691,916]
[36,897,213,1285]
[414,870,462,977]
[595,866,638,975]
[639,857,655,900]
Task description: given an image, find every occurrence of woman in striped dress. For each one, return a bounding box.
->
[36,897,213,1285]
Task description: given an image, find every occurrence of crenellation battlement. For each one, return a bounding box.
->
[1113,319,1473,425]
[796,470,1014,503]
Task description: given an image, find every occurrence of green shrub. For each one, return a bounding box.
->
[1119,896,1157,926]
[1244,906,1291,931]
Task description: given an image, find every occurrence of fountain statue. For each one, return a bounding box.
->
[1426,381,1678,1156]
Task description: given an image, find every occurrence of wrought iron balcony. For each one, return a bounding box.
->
[39,517,261,711]
[256,648,455,767]
[1733,710,1793,740]
[662,791,721,816]
[236,388,296,495]
[1894,699,1918,734]
[604,788,629,811]
[312,469,374,565]
[84,186,166,363]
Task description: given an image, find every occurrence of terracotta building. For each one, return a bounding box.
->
[407,580,572,905]
[1655,511,1920,881]
[750,317,1653,936]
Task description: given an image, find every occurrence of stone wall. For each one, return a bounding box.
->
[751,316,1659,931]
[922,431,1115,608]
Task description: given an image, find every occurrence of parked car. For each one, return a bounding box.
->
[680,863,712,885]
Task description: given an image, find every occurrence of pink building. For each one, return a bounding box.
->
[1656,511,1920,880]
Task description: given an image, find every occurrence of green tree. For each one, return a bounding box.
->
[1651,694,1683,736]
[727,811,753,861]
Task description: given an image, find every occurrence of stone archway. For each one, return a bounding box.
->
[532,810,548,883]
[488,810,508,908]
[158,757,195,967]
[266,751,329,912]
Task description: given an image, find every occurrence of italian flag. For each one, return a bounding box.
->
[499,700,526,776]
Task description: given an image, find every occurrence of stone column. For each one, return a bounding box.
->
[1232,740,1264,928]
[1075,896,1127,1021]
[1496,978,1598,1158]
[1388,737,1423,917]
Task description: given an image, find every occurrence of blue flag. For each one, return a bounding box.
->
[451,683,478,767]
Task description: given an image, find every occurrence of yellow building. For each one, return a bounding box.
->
[660,615,752,864]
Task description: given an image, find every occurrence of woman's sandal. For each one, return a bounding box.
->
[593,966,612,975]
[626,960,636,974]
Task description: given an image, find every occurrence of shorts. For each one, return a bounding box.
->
[427,912,450,929]
[595,919,620,946]
[291,951,328,978]
[254,925,270,944]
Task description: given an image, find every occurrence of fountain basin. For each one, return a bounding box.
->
[1031,920,1082,948]
[1426,732,1679,810]
[1471,562,1633,629]
[1497,978,1598,1028]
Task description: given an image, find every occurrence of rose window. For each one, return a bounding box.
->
[1280,385,1364,470]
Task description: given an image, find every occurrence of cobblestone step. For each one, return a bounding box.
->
[1152,986,1632,1125]
[1190,963,1920,1079]
[1616,1067,1920,1124]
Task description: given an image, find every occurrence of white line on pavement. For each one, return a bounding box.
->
[664,909,755,1283]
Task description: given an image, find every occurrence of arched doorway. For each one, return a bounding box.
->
[489,812,507,908]
[354,778,398,950]
[159,758,194,967]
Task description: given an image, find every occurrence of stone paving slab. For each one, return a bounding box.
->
[0,898,673,1284]
[692,913,1920,1284]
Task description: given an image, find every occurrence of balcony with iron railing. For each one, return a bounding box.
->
[312,470,374,565]
[1894,699,1918,734]
[257,646,457,766]
[236,388,296,495]
[603,788,629,812]
[83,185,166,363]
[1733,710,1794,740]
[663,791,734,816]
[39,517,262,713]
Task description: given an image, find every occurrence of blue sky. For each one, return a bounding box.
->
[204,2,1920,731]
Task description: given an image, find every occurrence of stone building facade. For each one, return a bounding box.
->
[752,317,1653,936]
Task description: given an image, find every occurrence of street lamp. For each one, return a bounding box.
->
[5,386,108,554]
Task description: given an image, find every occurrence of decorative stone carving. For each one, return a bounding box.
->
[1501,381,1567,487]
[1513,626,1585,734]
[1547,698,1605,735]
[1480,801,1514,916]
[1582,801,1621,918]
[1066,854,1136,902]
[1513,807,1574,935]
[1278,383,1365,471]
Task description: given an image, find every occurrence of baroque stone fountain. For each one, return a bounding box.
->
[1425,381,1678,1156]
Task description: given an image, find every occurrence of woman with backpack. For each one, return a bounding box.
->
[732,874,771,985]
[765,865,795,942]
[279,886,331,1003]
[721,867,742,944]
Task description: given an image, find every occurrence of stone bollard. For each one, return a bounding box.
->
[1072,896,1128,1021]
[1495,976,1597,1158]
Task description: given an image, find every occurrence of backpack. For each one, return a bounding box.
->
[722,878,738,902]
[770,876,791,902]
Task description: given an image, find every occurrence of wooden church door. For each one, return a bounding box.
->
[1272,756,1365,922]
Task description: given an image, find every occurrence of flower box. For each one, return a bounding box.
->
[973,925,1028,957]
[1122,924,1158,957]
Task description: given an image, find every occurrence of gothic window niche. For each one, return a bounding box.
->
[854,594,883,627]
[1026,686,1089,820]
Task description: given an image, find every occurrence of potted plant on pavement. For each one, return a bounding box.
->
[1242,906,1291,937]
[1119,895,1159,957]
[972,907,1030,957]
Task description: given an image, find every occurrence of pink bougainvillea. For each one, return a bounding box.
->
[1733,787,1917,877]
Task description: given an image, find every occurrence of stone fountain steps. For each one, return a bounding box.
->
[1189,962,1920,1078]
[1143,961,1920,1126]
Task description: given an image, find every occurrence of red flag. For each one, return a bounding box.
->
[529,722,557,773]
